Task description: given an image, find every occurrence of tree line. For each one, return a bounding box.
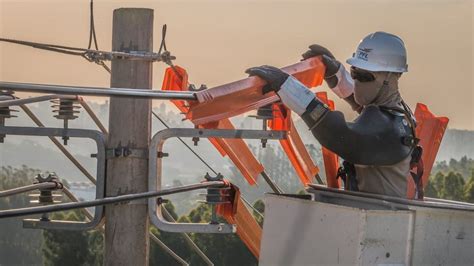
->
[1,153,474,265]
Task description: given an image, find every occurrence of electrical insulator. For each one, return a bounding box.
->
[29,173,63,222]
[198,173,231,224]
[0,90,18,143]
[51,99,81,145]
[252,104,274,148]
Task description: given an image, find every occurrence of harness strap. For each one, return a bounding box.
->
[401,100,425,200]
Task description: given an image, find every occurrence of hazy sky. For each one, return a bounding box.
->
[0,0,473,129]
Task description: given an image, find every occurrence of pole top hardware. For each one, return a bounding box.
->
[106,146,148,159]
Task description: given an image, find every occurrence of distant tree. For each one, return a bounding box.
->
[431,172,445,196]
[187,204,257,266]
[439,172,465,201]
[424,180,438,198]
[0,166,43,265]
[463,173,474,203]
[42,211,94,266]
[149,202,191,266]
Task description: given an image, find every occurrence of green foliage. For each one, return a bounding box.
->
[186,204,257,266]
[439,172,465,201]
[43,212,88,265]
[252,199,265,226]
[149,202,191,266]
[0,165,43,265]
[432,156,474,181]
[150,202,258,266]
[463,173,474,203]
[427,158,474,202]
[42,210,103,266]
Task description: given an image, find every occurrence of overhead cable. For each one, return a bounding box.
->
[0,181,226,219]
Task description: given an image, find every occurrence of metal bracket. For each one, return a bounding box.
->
[106,147,148,160]
[148,128,286,234]
[0,125,106,230]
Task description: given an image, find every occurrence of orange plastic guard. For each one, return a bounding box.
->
[216,183,262,258]
[406,103,449,199]
[161,66,263,185]
[187,57,326,125]
[316,92,341,188]
[268,104,319,185]
[200,120,264,185]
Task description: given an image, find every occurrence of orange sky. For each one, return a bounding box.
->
[0,0,473,129]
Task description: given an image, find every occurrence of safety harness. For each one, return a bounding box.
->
[336,101,425,199]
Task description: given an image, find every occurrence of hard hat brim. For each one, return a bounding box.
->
[346,57,407,73]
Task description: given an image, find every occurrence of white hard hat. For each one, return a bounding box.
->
[346,31,408,73]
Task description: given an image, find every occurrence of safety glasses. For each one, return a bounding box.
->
[350,67,376,82]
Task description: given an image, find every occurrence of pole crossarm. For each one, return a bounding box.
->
[0,81,196,100]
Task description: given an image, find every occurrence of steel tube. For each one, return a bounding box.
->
[0,81,196,100]
[19,105,97,185]
[149,233,189,266]
[0,181,226,219]
[0,182,58,198]
[0,95,79,107]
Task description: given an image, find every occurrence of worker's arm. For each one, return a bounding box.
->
[245,66,411,165]
[302,45,362,113]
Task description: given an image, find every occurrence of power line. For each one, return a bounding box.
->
[0,181,226,219]
[0,182,60,198]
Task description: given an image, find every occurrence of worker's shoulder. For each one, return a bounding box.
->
[355,105,395,124]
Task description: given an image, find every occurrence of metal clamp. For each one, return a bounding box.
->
[0,125,106,230]
[106,147,148,160]
[148,128,286,234]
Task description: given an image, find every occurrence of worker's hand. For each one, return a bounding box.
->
[301,44,336,60]
[245,65,289,94]
[302,44,340,79]
[301,44,342,89]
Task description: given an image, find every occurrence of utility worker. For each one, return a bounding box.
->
[246,32,421,198]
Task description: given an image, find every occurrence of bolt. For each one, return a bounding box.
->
[157,152,169,158]
[192,137,199,146]
[123,148,132,157]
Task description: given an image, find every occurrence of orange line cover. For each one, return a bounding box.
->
[268,103,319,185]
[216,183,262,258]
[161,66,263,185]
[406,103,449,199]
[187,57,326,125]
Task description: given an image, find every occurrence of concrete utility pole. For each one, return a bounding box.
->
[105,8,153,265]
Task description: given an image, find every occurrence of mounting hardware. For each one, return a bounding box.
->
[0,90,18,143]
[106,147,148,159]
[51,98,81,145]
[29,173,63,222]
[250,104,274,148]
[188,84,208,92]
[201,173,230,224]
[157,151,169,158]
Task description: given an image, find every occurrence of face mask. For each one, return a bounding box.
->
[353,79,384,106]
[354,72,402,108]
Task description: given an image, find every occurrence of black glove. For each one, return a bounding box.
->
[301,44,336,60]
[302,44,341,87]
[245,65,289,94]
